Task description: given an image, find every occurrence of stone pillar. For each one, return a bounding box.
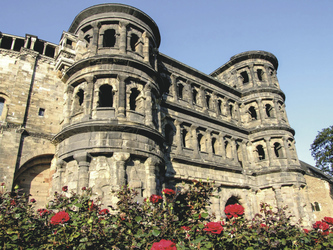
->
[219,133,226,160]
[230,138,237,163]
[174,120,183,154]
[144,82,154,127]
[241,141,249,169]
[74,152,91,191]
[42,43,47,55]
[170,74,178,101]
[113,152,130,187]
[256,99,265,123]
[273,98,281,123]
[144,157,160,196]
[264,65,273,86]
[200,86,208,113]
[186,80,193,107]
[83,76,95,120]
[249,64,256,87]
[53,159,66,192]
[10,38,16,51]
[24,36,29,48]
[190,125,199,158]
[206,129,213,157]
[264,137,273,166]
[30,37,36,50]
[273,185,283,209]
[119,21,128,54]
[282,136,292,165]
[142,32,150,63]
[63,86,74,126]
[211,190,221,220]
[91,22,100,55]
[117,74,127,118]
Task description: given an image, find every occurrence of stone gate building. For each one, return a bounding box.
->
[0,3,332,225]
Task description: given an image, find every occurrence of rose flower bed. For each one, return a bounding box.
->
[1,181,333,249]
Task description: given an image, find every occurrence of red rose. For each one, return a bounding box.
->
[88,200,95,211]
[203,222,223,234]
[30,198,36,203]
[50,211,70,225]
[38,208,50,216]
[99,209,109,215]
[149,194,163,204]
[62,186,68,192]
[1,182,5,186]
[82,187,86,191]
[260,223,268,228]
[151,239,177,250]
[303,229,309,233]
[313,221,329,231]
[324,217,333,225]
[163,188,176,196]
[10,200,16,206]
[181,226,191,231]
[224,204,245,219]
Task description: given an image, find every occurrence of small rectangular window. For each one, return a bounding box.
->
[38,108,45,117]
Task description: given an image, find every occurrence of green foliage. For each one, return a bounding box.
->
[1,181,333,249]
[311,125,333,175]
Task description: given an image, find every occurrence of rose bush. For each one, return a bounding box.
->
[1,181,333,249]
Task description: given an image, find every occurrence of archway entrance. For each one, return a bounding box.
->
[13,154,54,208]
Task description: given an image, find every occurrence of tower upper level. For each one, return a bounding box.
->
[210,51,280,91]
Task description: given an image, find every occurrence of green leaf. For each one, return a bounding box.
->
[135,216,142,223]
[152,229,160,237]
[281,238,286,245]
[201,213,209,219]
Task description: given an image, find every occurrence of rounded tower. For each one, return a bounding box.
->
[53,4,163,202]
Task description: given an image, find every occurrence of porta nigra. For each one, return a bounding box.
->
[0,3,332,226]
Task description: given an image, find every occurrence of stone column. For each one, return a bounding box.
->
[42,43,47,55]
[91,22,100,55]
[264,137,273,166]
[273,98,281,122]
[144,82,154,127]
[200,86,208,113]
[24,36,30,48]
[264,65,273,86]
[256,99,265,123]
[144,157,160,196]
[211,190,221,220]
[10,38,16,51]
[241,141,249,169]
[63,86,74,126]
[174,120,183,154]
[117,74,127,118]
[219,133,226,160]
[273,185,283,209]
[30,37,36,50]
[206,129,213,157]
[113,152,130,187]
[249,64,256,87]
[230,138,237,162]
[282,136,292,165]
[190,125,199,158]
[82,76,94,120]
[142,32,150,63]
[53,159,66,192]
[186,80,193,107]
[170,74,178,101]
[119,21,128,54]
[74,152,91,192]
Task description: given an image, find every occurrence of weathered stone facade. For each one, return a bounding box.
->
[0,3,331,226]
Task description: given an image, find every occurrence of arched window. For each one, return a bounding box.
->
[182,129,188,148]
[256,145,265,160]
[212,137,217,154]
[192,89,198,104]
[130,34,139,51]
[177,84,184,99]
[165,124,174,145]
[205,95,210,109]
[248,106,257,120]
[229,104,234,118]
[130,88,140,111]
[257,69,263,81]
[274,142,283,158]
[217,100,222,114]
[198,134,206,152]
[265,104,273,118]
[103,29,116,47]
[84,35,91,44]
[0,98,5,116]
[73,89,84,113]
[99,85,113,107]
[225,196,239,206]
[240,71,249,84]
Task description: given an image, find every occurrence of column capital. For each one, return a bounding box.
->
[113,152,130,162]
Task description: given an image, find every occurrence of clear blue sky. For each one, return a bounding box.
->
[1,0,332,166]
